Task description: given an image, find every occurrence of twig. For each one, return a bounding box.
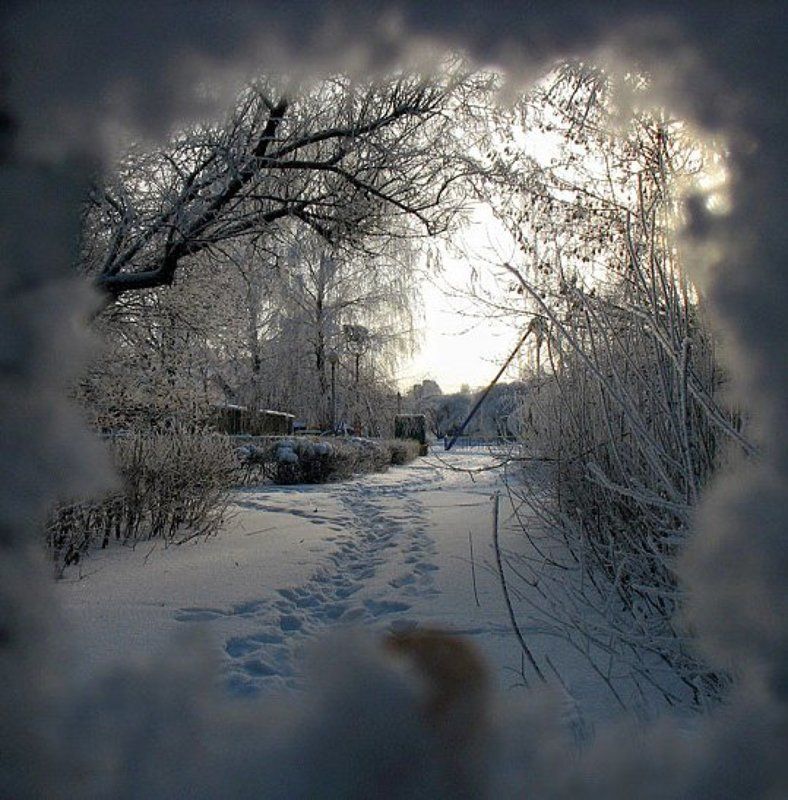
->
[468,530,481,608]
[243,526,278,536]
[142,541,158,565]
[492,491,546,684]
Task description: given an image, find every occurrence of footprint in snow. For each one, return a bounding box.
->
[231,599,268,616]
[279,614,303,632]
[225,630,285,658]
[339,606,367,622]
[364,598,412,617]
[319,602,350,620]
[388,574,416,588]
[225,636,262,658]
[242,657,278,677]
[174,607,227,622]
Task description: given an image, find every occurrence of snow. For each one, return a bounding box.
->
[4,4,786,796]
[57,449,640,724]
[261,410,295,418]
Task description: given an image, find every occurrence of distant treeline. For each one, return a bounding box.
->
[405,380,526,439]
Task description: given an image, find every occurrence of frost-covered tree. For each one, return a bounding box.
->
[84,69,478,300]
[248,229,420,428]
[80,66,485,430]
[465,63,753,707]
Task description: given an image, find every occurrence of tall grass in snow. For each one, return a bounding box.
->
[46,425,236,575]
[507,208,753,709]
[484,70,755,709]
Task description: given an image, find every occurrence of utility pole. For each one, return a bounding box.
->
[445,323,534,451]
[344,324,370,435]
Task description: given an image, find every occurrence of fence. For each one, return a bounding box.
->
[210,405,294,436]
[441,435,516,452]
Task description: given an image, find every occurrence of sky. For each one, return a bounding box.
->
[399,125,563,395]
[398,204,525,394]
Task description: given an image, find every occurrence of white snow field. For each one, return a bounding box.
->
[56,448,644,724]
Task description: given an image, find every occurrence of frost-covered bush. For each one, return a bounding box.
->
[271,437,383,484]
[511,304,744,705]
[387,438,422,465]
[234,439,280,484]
[235,436,421,485]
[46,426,236,573]
[271,438,345,484]
[347,437,391,474]
[497,74,754,708]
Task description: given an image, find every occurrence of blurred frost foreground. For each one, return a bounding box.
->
[2,2,787,799]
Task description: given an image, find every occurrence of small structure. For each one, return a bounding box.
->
[394,414,428,455]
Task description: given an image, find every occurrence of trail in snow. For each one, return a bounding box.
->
[56,449,648,723]
[174,459,451,694]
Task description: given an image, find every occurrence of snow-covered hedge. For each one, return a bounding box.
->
[45,433,419,571]
[388,439,422,466]
[236,436,421,485]
[46,426,236,574]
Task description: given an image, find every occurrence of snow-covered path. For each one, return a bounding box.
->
[174,451,520,696]
[186,459,448,693]
[56,450,622,721]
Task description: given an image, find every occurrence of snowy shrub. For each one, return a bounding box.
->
[387,438,422,465]
[347,437,391,473]
[494,71,754,708]
[274,438,371,484]
[234,436,420,485]
[235,441,274,484]
[46,426,236,573]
